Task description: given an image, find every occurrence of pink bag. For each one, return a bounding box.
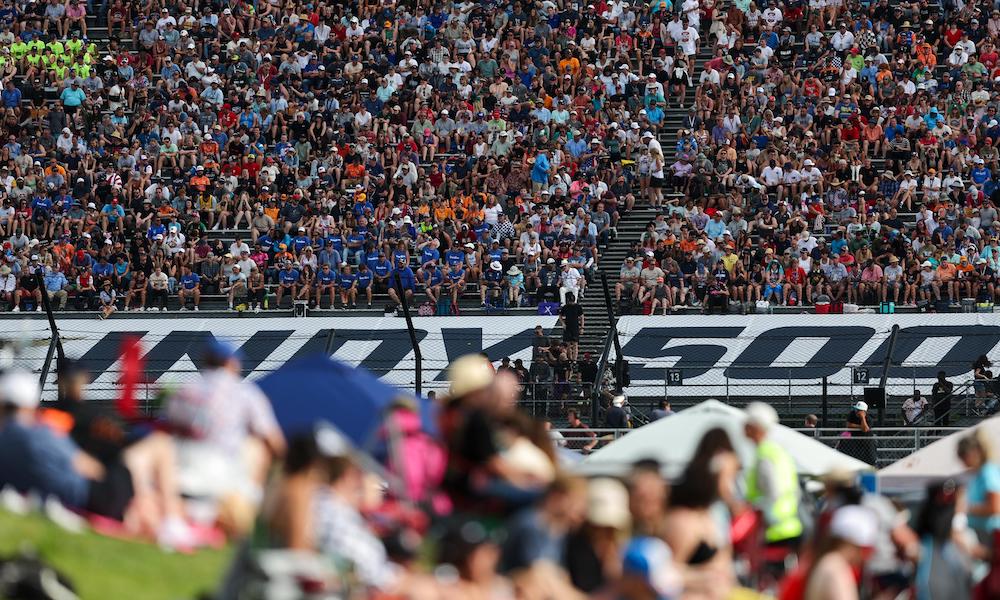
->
[384,408,448,512]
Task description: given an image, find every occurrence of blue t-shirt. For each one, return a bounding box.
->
[447,267,465,283]
[30,197,52,216]
[347,233,366,248]
[279,269,300,285]
[291,235,311,253]
[423,268,443,286]
[147,223,166,239]
[972,167,992,185]
[356,270,373,288]
[338,272,357,289]
[373,259,392,278]
[445,249,464,266]
[394,266,416,290]
[180,273,200,289]
[968,462,1000,535]
[0,420,89,507]
[317,269,336,285]
[420,247,440,265]
[257,234,275,253]
[93,262,113,277]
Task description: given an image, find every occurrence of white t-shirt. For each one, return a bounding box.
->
[678,27,700,55]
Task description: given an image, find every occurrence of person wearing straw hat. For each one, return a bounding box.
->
[481,260,505,308]
[882,255,903,304]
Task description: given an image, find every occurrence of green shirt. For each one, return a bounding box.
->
[9,41,27,59]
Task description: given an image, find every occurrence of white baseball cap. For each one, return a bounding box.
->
[0,370,39,408]
[829,505,878,548]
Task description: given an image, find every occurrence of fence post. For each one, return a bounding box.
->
[599,272,623,380]
[324,328,336,355]
[822,377,828,427]
[35,271,65,390]
[394,273,422,396]
[787,368,792,413]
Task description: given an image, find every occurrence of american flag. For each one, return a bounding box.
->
[107,172,122,189]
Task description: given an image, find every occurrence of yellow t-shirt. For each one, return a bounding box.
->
[722,252,739,274]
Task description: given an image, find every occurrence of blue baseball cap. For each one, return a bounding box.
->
[622,537,680,600]
[204,338,243,362]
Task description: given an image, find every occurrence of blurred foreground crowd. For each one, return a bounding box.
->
[1,347,1000,599]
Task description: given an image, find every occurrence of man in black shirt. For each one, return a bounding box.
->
[558,292,584,362]
[578,352,598,387]
[13,261,41,312]
[604,395,630,429]
[532,325,550,361]
[536,259,559,303]
[931,371,954,426]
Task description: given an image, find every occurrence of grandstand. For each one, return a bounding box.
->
[0,0,997,437]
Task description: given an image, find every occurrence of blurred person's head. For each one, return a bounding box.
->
[744,401,778,443]
[438,519,503,584]
[202,338,243,373]
[56,358,90,403]
[446,353,495,408]
[916,479,962,542]
[0,370,40,419]
[540,474,588,531]
[670,428,739,509]
[628,459,669,536]
[809,505,878,575]
[958,427,994,469]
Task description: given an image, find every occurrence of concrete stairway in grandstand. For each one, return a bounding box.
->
[577,205,663,362]
[576,49,715,363]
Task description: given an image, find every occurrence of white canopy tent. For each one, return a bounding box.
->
[878,418,1000,492]
[577,399,871,479]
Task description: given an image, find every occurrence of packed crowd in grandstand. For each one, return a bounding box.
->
[0,0,992,315]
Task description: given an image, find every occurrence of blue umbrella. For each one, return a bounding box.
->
[257,353,435,447]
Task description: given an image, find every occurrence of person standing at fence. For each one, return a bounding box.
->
[902,390,929,425]
[652,400,675,420]
[604,395,631,430]
[743,402,803,549]
[841,401,876,466]
[565,409,597,454]
[932,371,954,426]
[558,293,584,363]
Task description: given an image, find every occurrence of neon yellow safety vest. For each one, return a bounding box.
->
[746,439,803,543]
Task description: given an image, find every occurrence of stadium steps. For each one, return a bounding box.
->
[576,206,663,361]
